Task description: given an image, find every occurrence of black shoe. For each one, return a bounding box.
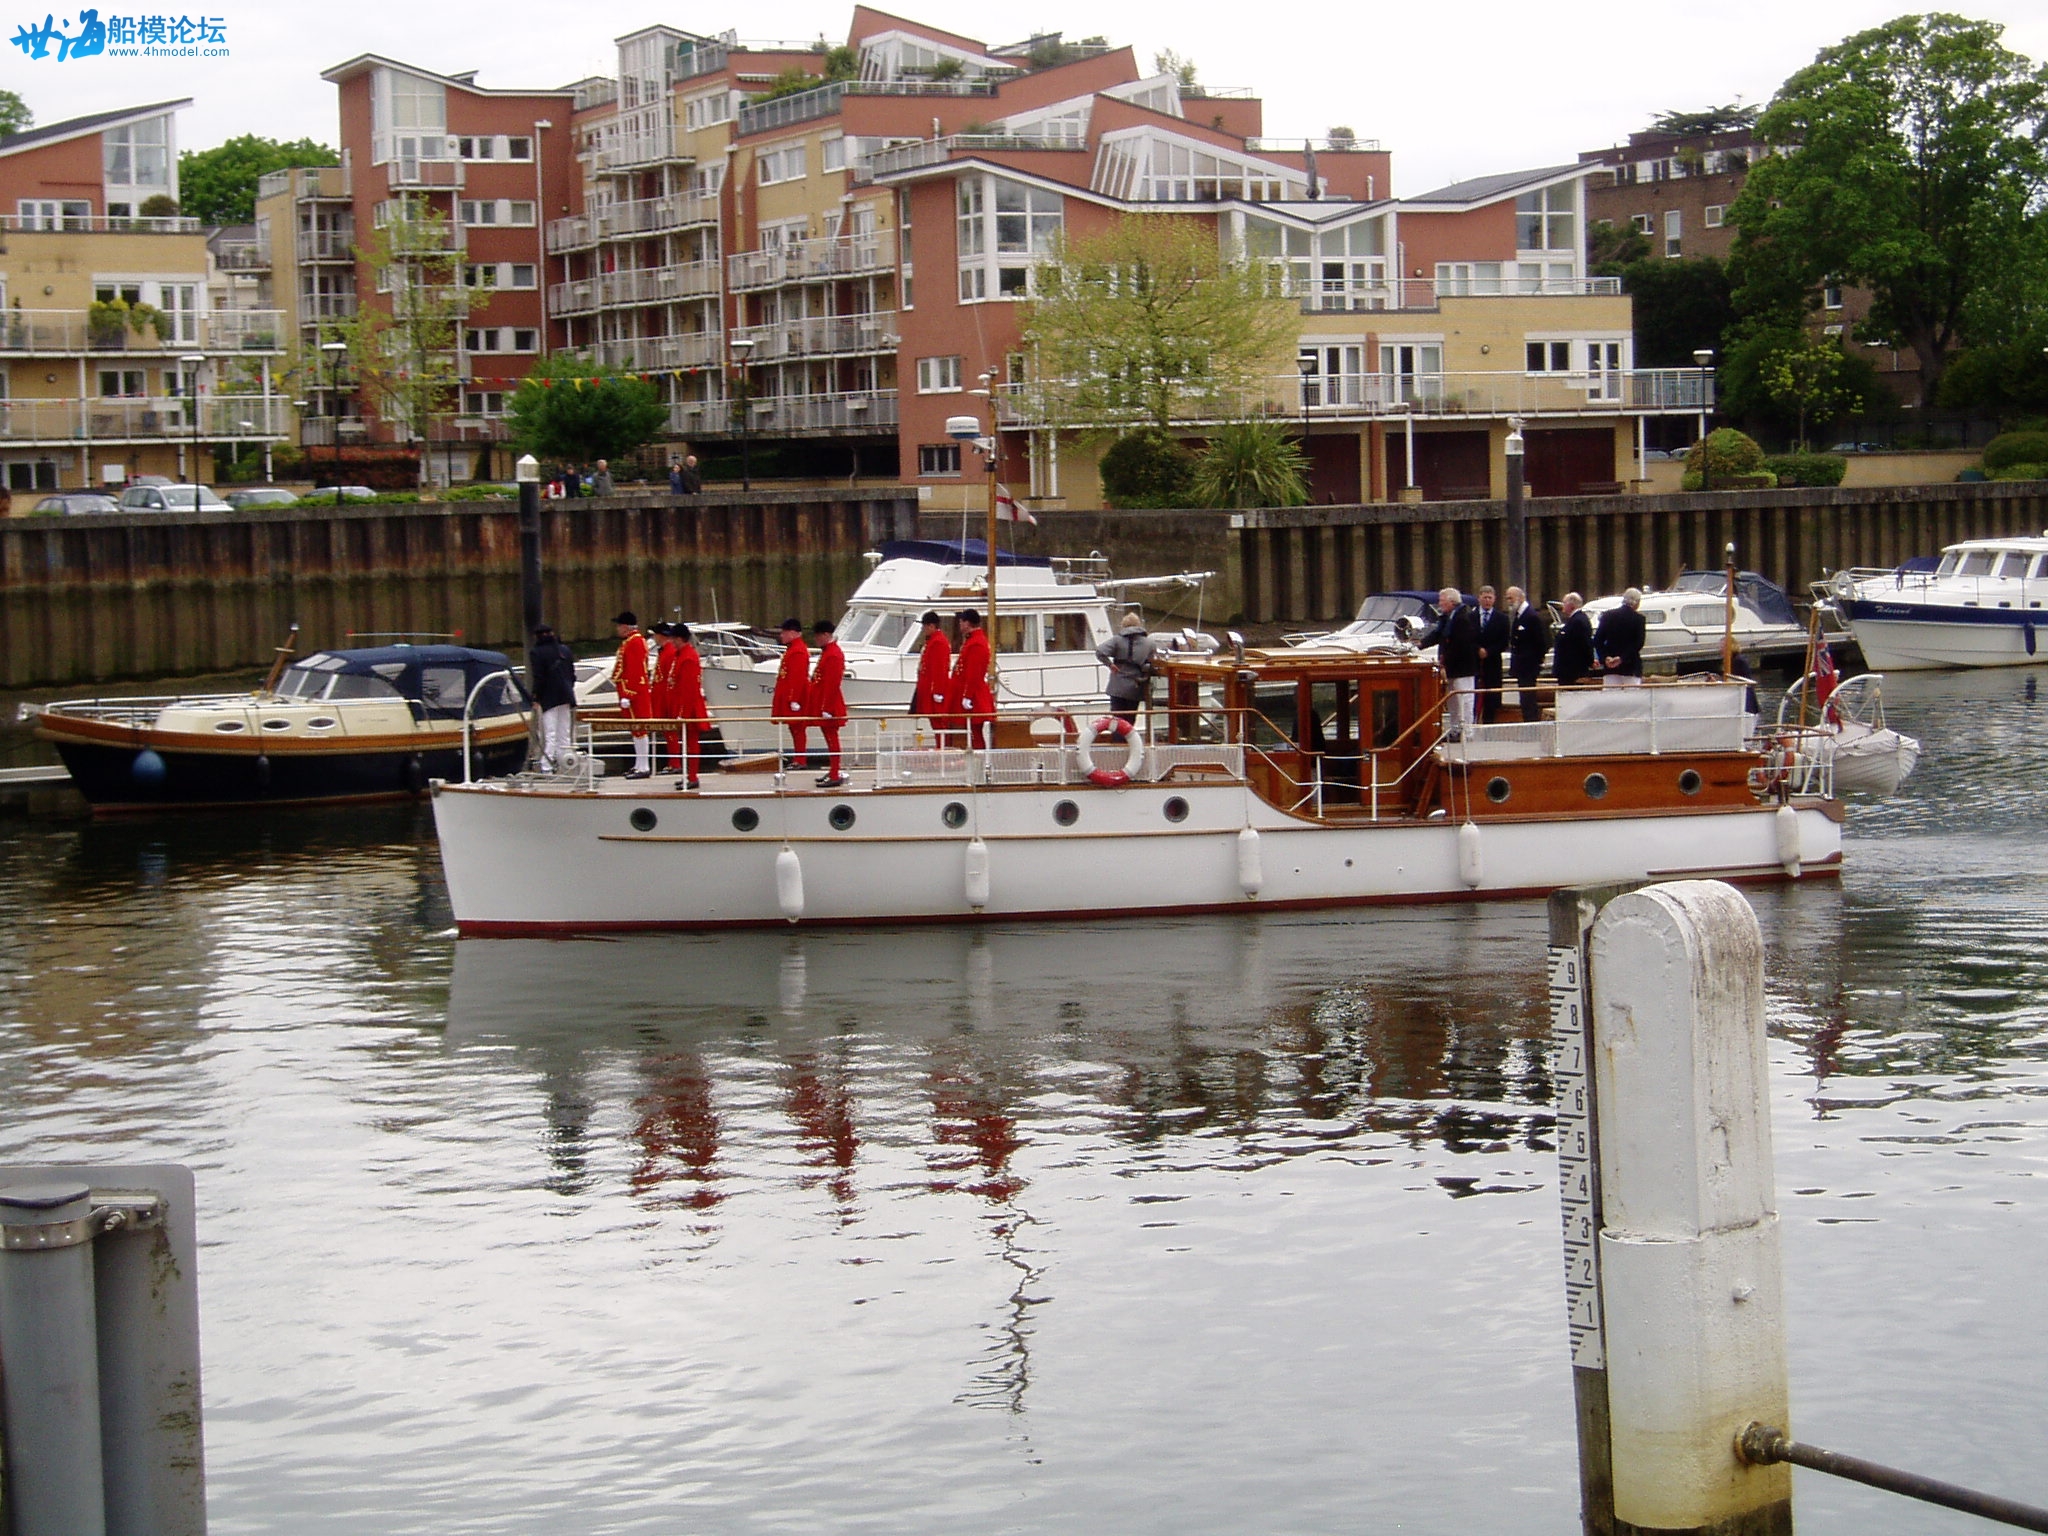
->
[816,773,847,789]
[685,779,701,790]
[624,769,651,780]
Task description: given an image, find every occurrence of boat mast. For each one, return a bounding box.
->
[1721,541,1737,676]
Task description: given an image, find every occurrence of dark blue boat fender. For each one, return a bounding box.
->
[404,754,426,794]
[253,754,272,791]
[130,748,167,788]
[2026,623,2037,657]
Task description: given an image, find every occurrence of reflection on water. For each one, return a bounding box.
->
[2,671,2047,1533]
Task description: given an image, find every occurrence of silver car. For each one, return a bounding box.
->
[118,484,233,513]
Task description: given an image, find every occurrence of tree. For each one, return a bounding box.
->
[0,89,31,138]
[504,357,669,466]
[1587,218,1650,275]
[1759,338,1859,449]
[1728,14,2048,405]
[1619,256,1736,366]
[1717,322,1893,441]
[1649,103,1758,137]
[1189,421,1307,508]
[333,201,480,479]
[1020,215,1298,436]
[178,134,339,225]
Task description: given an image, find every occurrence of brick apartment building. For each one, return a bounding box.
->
[0,100,286,494]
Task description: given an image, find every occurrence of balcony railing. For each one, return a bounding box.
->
[297,229,355,261]
[1243,135,1384,154]
[548,196,720,252]
[550,277,598,315]
[732,311,899,360]
[545,213,594,253]
[0,309,287,354]
[841,78,999,99]
[297,292,358,321]
[590,332,723,370]
[995,368,1715,427]
[589,121,688,171]
[212,242,270,272]
[258,165,351,202]
[680,389,899,437]
[1290,276,1625,313]
[0,213,203,234]
[859,134,1087,182]
[596,261,722,307]
[0,396,290,443]
[297,416,369,447]
[727,231,897,290]
[674,42,728,80]
[735,82,844,139]
[385,157,465,190]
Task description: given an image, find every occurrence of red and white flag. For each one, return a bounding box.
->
[994,485,1036,525]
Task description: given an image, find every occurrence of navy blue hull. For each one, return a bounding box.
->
[54,738,531,813]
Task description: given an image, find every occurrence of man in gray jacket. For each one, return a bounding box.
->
[1097,612,1157,724]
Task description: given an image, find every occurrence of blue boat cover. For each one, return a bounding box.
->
[292,645,530,718]
[878,539,1054,568]
[1670,570,1800,626]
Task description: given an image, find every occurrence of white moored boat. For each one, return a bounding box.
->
[1822,536,2048,669]
[432,645,1846,934]
[1774,671,1920,796]
[1580,570,1811,669]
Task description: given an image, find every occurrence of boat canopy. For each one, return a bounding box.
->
[877,539,1054,569]
[277,645,530,718]
[1669,570,1800,626]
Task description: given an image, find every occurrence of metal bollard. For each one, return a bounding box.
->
[0,1182,111,1536]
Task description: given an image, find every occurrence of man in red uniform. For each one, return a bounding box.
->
[651,622,682,775]
[910,609,953,741]
[772,617,813,769]
[610,610,655,778]
[808,619,848,788]
[949,608,994,751]
[670,623,710,789]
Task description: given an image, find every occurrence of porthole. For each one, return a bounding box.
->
[212,720,246,733]
[1485,776,1511,804]
[829,804,856,831]
[1583,773,1610,800]
[941,801,969,829]
[1163,796,1189,823]
[307,717,338,730]
[629,808,658,832]
[260,719,292,731]
[1053,799,1080,827]
[1678,769,1703,796]
[731,807,760,832]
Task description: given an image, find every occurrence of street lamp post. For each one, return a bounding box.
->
[1693,347,1715,493]
[1504,418,1526,591]
[1297,352,1316,497]
[179,352,205,485]
[321,339,348,507]
[729,334,756,491]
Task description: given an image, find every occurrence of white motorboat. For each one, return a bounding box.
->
[432,645,1846,934]
[1821,536,2048,670]
[1772,671,1920,796]
[1579,571,1811,669]
[1283,591,1447,654]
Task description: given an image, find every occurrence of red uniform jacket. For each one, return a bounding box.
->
[912,630,952,715]
[808,639,847,720]
[772,636,811,719]
[672,643,708,723]
[949,628,994,716]
[612,631,654,715]
[653,641,681,719]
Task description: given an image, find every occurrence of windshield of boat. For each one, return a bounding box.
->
[1345,594,1431,631]
[836,607,915,650]
[1957,551,1997,578]
[275,657,404,702]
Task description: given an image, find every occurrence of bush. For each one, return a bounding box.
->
[1189,421,1307,508]
[444,483,514,501]
[1762,452,1848,488]
[1098,428,1198,508]
[1681,427,1772,491]
[1988,462,2048,482]
[1983,431,2048,474]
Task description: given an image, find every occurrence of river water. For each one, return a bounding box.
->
[2,670,2045,1534]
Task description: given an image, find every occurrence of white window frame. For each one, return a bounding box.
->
[918,443,962,477]
[1663,209,1682,258]
[757,143,808,187]
[1703,204,1725,228]
[916,355,963,393]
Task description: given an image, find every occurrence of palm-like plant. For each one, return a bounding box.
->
[1189,421,1309,508]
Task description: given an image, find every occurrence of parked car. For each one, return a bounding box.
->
[128,474,174,487]
[29,491,121,515]
[304,484,380,501]
[118,484,233,513]
[1827,442,1888,454]
[225,486,300,509]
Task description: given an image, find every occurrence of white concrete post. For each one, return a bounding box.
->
[1589,881,1792,1535]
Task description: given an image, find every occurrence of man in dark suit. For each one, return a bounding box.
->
[1434,587,1482,736]
[1474,584,1509,723]
[1594,587,1649,686]
[1552,592,1595,687]
[1505,585,1552,718]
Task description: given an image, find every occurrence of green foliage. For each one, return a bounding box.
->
[1758,337,1860,449]
[1728,15,2048,404]
[86,298,168,342]
[820,45,859,81]
[0,88,30,138]
[1987,462,2048,481]
[1021,215,1298,435]
[1681,427,1774,491]
[1717,324,1894,437]
[1189,421,1307,508]
[1938,339,2048,421]
[1619,256,1734,364]
[1650,103,1759,136]
[1588,219,1651,275]
[137,193,179,218]
[443,483,515,501]
[1983,430,2048,472]
[505,358,670,466]
[925,57,963,81]
[1154,49,1198,90]
[752,67,825,103]
[1762,451,1848,487]
[1098,428,1197,508]
[177,134,339,225]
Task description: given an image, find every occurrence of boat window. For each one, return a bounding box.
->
[325,672,403,701]
[838,608,881,644]
[419,666,469,712]
[1641,608,1670,625]
[468,674,526,714]
[1043,612,1093,651]
[869,611,913,650]
[1371,689,1402,748]
[994,614,1036,653]
[1936,553,1960,577]
[1958,551,1996,577]
[1245,683,1299,747]
[1996,553,2031,579]
[2034,557,2048,581]
[1678,604,1725,628]
[1355,594,1429,625]
[273,666,332,699]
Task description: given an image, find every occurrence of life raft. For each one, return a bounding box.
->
[1080,716,1145,787]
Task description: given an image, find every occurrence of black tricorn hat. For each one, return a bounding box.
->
[614,610,638,626]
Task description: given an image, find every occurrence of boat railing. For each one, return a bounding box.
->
[460,670,518,782]
[29,694,247,727]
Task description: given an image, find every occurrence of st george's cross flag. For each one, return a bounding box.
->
[994,485,1036,524]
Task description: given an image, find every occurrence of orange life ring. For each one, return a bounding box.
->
[1081,715,1145,787]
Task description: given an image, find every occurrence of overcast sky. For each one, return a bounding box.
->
[5,1,2046,196]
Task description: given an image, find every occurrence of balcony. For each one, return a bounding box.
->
[297,292,358,321]
[0,395,290,444]
[551,196,719,253]
[297,229,355,262]
[597,261,722,307]
[384,157,465,190]
[732,311,899,360]
[589,122,689,172]
[545,213,594,253]
[859,134,1086,182]
[549,277,598,315]
[727,231,897,291]
[212,241,270,272]
[734,82,844,139]
[681,390,899,437]
[258,165,351,202]
[0,213,203,234]
[995,368,1714,427]
[589,332,723,370]
[1291,276,1624,313]
[0,309,286,354]
[674,42,727,80]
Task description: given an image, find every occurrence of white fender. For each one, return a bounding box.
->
[964,837,991,910]
[1774,804,1802,878]
[1237,826,1264,897]
[1457,820,1483,888]
[775,845,805,921]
